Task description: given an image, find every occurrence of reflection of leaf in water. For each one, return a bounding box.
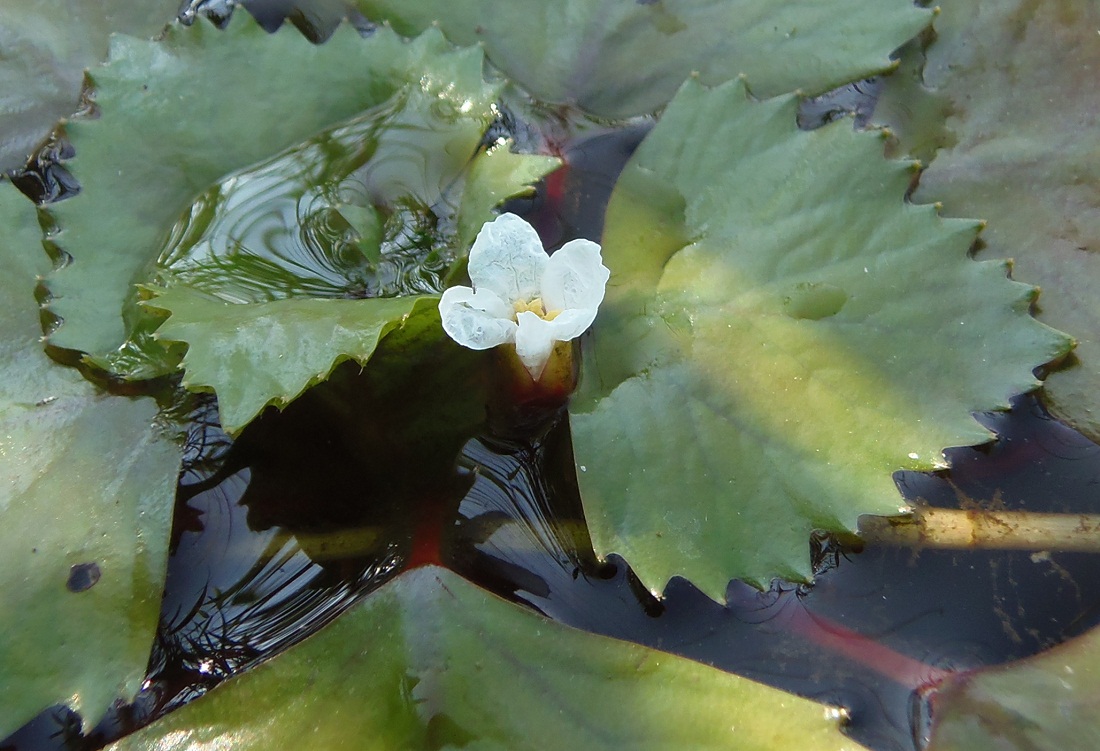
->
[235,0,353,41]
[218,307,490,538]
[153,470,401,722]
[570,78,1070,601]
[455,426,599,603]
[135,320,497,722]
[151,80,509,309]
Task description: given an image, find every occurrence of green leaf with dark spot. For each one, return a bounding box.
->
[0,183,181,736]
[569,79,1070,600]
[106,566,866,751]
[353,0,930,118]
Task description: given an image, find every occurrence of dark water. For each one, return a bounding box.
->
[7,10,1100,751]
[446,395,1100,751]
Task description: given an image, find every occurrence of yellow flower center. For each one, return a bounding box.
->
[513,297,561,321]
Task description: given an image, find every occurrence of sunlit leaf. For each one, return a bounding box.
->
[0,184,181,736]
[353,0,930,119]
[106,565,865,751]
[144,287,439,435]
[0,0,177,172]
[874,0,1100,442]
[928,625,1100,751]
[569,79,1070,600]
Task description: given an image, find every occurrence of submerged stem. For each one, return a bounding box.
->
[859,507,1100,554]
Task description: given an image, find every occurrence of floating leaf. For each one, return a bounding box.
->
[0,184,181,736]
[353,0,930,119]
[569,79,1070,600]
[145,287,438,434]
[87,24,555,428]
[91,58,498,381]
[0,0,177,172]
[872,34,953,165]
[928,625,1100,751]
[43,17,504,358]
[46,15,557,396]
[457,142,560,252]
[106,565,865,751]
[874,0,1100,442]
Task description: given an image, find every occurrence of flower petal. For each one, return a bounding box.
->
[540,308,598,341]
[468,213,548,303]
[439,286,517,350]
[541,238,609,314]
[514,310,558,378]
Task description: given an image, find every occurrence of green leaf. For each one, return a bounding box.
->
[875,0,1100,443]
[105,565,865,751]
[144,287,439,434]
[126,53,557,431]
[0,183,181,736]
[927,625,1100,751]
[872,34,954,165]
[457,142,561,251]
[43,17,477,358]
[569,79,1070,600]
[353,0,930,119]
[93,55,501,383]
[0,0,177,172]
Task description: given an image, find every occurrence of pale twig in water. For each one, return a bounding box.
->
[858,507,1100,554]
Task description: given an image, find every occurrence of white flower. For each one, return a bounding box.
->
[439,213,609,379]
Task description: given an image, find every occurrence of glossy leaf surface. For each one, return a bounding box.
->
[875,0,1100,441]
[107,566,865,751]
[0,185,180,736]
[145,288,438,435]
[569,79,1070,600]
[353,0,930,118]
